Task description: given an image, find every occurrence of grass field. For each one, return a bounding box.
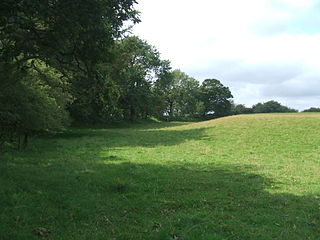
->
[1,113,320,239]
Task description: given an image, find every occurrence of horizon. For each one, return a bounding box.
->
[133,0,320,111]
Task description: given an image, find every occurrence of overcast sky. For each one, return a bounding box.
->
[132,0,320,110]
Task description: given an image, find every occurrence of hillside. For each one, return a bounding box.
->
[1,113,320,239]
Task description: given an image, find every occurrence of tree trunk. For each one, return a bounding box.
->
[22,133,29,149]
[169,101,174,118]
[130,106,135,122]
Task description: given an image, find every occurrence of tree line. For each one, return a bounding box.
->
[231,100,298,115]
[1,1,318,150]
[231,101,320,115]
[0,0,233,149]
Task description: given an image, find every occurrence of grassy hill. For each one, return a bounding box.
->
[1,113,320,239]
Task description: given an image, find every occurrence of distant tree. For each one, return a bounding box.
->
[110,36,170,121]
[200,79,233,118]
[252,100,297,113]
[302,107,320,112]
[155,70,205,120]
[231,102,253,115]
[176,78,202,118]
[162,69,184,118]
[170,70,204,118]
[152,61,175,118]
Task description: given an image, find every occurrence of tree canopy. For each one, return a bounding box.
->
[252,100,297,113]
[302,107,320,112]
[0,0,238,150]
[0,0,139,148]
[200,79,233,117]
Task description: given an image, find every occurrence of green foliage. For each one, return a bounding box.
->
[200,78,233,118]
[0,0,139,144]
[0,0,139,70]
[152,71,234,120]
[231,101,299,115]
[0,62,70,149]
[231,102,253,115]
[68,69,122,124]
[110,36,171,121]
[152,61,175,118]
[1,0,238,146]
[252,100,298,113]
[302,107,320,112]
[164,70,203,119]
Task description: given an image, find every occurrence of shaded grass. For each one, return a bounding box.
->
[1,113,320,239]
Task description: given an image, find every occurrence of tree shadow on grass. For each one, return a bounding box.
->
[27,125,212,161]
[1,160,319,240]
[53,121,193,139]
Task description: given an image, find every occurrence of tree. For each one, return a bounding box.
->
[252,100,297,113]
[151,60,174,118]
[172,70,203,118]
[0,0,139,74]
[154,69,204,119]
[230,102,253,115]
[0,0,139,147]
[200,79,233,118]
[302,107,320,112]
[110,36,170,121]
[0,61,70,149]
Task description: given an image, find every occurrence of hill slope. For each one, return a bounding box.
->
[1,113,320,239]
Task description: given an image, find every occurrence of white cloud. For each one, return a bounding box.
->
[133,0,320,110]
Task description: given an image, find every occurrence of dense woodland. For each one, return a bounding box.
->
[0,0,233,149]
[0,0,311,149]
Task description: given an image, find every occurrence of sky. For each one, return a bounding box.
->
[132,0,320,110]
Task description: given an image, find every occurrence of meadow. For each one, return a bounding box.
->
[1,113,320,239]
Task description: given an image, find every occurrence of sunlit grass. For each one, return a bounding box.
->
[1,113,320,239]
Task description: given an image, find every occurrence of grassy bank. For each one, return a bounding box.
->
[1,113,320,239]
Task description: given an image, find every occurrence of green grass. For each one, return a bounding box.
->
[1,113,320,239]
